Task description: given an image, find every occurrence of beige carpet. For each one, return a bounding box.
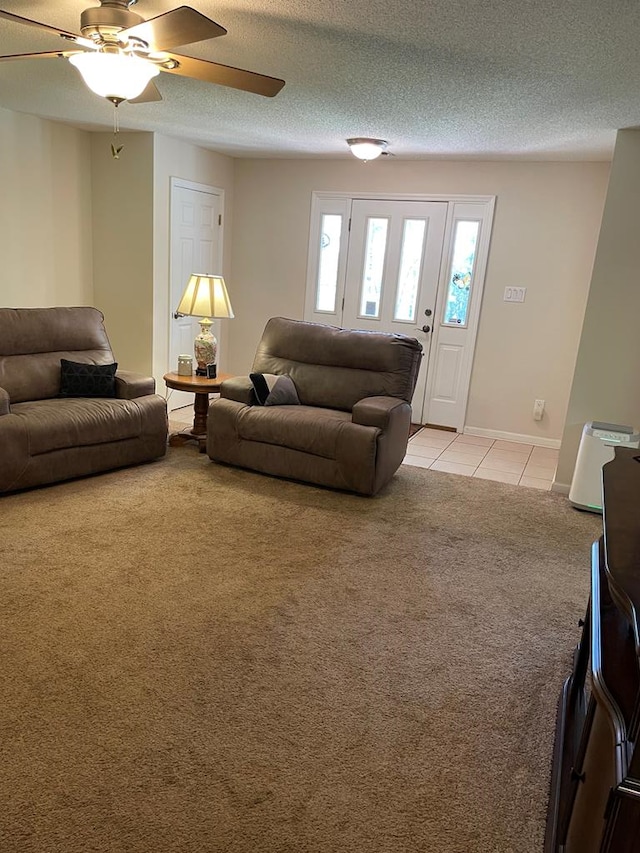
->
[0,447,602,853]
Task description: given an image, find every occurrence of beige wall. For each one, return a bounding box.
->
[557,129,640,489]
[89,132,235,382]
[230,159,609,441]
[0,107,93,307]
[467,164,608,443]
[152,135,235,385]
[91,132,155,374]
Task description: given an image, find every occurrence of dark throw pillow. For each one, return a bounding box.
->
[250,373,300,406]
[59,359,118,398]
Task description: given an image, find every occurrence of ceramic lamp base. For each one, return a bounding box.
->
[193,317,217,375]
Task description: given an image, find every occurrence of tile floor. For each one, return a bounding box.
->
[169,407,195,430]
[403,427,558,490]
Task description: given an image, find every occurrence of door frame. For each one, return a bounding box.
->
[168,177,224,410]
[304,191,495,431]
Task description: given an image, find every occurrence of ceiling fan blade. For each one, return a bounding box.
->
[0,49,81,63]
[122,6,226,52]
[0,9,82,43]
[162,53,285,97]
[128,80,163,104]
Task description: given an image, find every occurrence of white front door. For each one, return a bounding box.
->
[342,199,447,420]
[169,180,223,410]
[304,193,495,431]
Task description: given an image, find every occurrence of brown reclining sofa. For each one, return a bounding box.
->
[207,317,423,496]
[0,306,167,494]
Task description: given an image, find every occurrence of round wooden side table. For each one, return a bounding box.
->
[164,371,234,452]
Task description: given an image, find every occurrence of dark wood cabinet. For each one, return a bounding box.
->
[545,447,640,852]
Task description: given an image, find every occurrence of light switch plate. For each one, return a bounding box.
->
[504,286,526,302]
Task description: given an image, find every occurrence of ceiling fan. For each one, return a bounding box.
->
[0,1,285,104]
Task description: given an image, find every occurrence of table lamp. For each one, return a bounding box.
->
[174,274,234,376]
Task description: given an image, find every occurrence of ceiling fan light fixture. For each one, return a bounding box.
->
[347,138,388,161]
[69,51,159,101]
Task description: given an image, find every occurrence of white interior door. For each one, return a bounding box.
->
[169,180,222,410]
[342,199,447,418]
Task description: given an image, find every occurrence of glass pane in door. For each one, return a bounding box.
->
[315,214,343,312]
[443,220,480,326]
[359,217,388,318]
[394,219,427,322]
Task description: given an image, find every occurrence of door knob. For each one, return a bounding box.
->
[424,309,432,316]
[419,324,431,333]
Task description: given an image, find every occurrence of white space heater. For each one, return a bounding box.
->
[569,421,640,512]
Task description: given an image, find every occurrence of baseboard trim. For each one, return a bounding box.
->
[463,426,561,450]
[551,482,570,495]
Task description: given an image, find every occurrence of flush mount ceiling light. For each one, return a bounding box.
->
[69,51,160,102]
[346,138,388,161]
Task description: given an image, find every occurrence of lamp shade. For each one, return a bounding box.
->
[69,52,160,101]
[175,274,235,320]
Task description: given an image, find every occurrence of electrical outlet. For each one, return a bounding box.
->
[533,399,545,421]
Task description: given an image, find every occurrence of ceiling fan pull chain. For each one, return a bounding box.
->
[111,102,124,160]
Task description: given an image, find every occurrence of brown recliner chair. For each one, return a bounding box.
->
[207,317,422,495]
[0,306,168,494]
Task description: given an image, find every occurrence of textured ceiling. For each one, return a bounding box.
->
[0,0,637,160]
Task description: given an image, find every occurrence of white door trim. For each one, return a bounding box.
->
[310,191,497,205]
[170,177,226,199]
